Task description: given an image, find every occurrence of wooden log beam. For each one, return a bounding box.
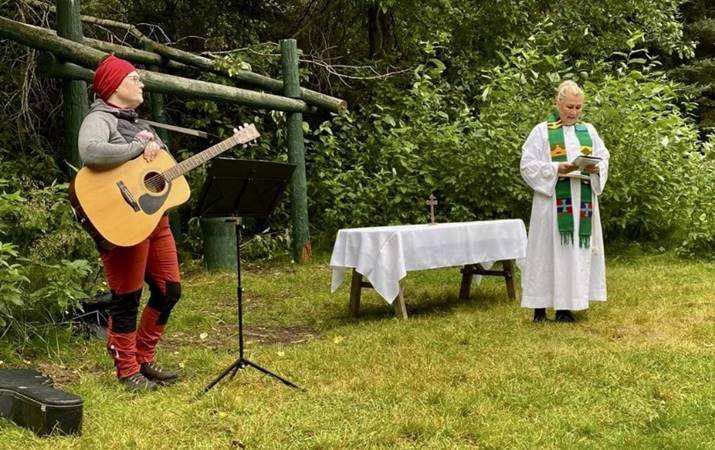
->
[140,69,313,113]
[0,17,315,112]
[83,37,188,70]
[37,54,314,113]
[0,15,187,69]
[139,39,346,113]
[17,3,348,112]
[0,15,105,68]
[0,17,188,71]
[23,0,146,40]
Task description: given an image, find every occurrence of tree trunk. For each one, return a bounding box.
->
[368,5,378,58]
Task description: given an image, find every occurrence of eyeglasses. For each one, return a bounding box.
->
[126,75,143,85]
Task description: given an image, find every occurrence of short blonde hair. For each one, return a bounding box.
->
[555,80,584,103]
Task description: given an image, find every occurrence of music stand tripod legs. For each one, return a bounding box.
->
[202,221,300,394]
[196,158,301,394]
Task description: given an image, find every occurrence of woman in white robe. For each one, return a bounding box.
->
[520,81,610,322]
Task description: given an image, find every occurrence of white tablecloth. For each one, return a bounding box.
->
[330,220,528,303]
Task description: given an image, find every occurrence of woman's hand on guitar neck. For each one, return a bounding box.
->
[143,140,163,162]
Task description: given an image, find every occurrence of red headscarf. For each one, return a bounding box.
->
[92,55,136,101]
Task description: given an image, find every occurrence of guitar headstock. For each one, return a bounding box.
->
[230,124,260,146]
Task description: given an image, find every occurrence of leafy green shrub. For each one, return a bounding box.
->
[25,259,94,316]
[586,67,707,242]
[676,134,715,258]
[476,34,714,244]
[308,55,489,232]
[240,227,292,261]
[0,173,100,334]
[0,242,29,328]
[307,27,715,257]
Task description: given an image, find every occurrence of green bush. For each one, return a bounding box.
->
[0,242,29,328]
[0,173,100,334]
[586,68,707,242]
[676,134,715,258]
[307,27,715,257]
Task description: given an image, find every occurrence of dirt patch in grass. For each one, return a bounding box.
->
[36,360,106,388]
[161,323,318,352]
[245,324,318,345]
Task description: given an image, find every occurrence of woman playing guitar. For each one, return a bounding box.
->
[77,55,180,392]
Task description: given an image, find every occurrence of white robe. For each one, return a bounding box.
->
[520,121,610,310]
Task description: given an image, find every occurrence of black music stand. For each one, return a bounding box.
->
[196,157,300,394]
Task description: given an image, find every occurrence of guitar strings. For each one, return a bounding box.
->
[141,135,255,192]
[145,174,166,191]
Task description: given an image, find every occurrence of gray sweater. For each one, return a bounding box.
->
[78,100,165,168]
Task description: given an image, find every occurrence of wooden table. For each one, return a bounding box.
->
[330,220,528,319]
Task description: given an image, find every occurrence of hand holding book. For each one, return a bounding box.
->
[571,155,602,170]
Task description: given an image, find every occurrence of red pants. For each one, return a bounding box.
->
[101,216,181,378]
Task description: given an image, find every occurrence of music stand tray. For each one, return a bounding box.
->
[197,157,300,394]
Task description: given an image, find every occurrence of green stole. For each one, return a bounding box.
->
[547,111,594,248]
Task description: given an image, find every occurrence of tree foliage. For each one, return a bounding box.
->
[670,0,715,132]
[306,20,714,256]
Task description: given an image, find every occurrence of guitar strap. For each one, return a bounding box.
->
[138,119,209,139]
[109,108,208,140]
[107,108,167,150]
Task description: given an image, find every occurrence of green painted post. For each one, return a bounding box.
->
[146,57,181,241]
[281,39,311,263]
[147,91,169,143]
[56,0,88,172]
[149,89,182,241]
[148,90,181,240]
[200,217,237,271]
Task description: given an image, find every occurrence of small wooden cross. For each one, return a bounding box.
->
[425,193,438,225]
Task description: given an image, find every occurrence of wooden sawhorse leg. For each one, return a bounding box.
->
[349,269,409,319]
[393,282,408,320]
[459,260,518,301]
[502,259,517,301]
[349,268,364,316]
[459,265,475,300]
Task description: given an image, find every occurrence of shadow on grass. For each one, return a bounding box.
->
[327,287,510,326]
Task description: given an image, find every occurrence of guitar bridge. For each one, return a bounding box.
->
[116,181,141,212]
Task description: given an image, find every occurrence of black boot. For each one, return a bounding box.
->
[533,308,546,322]
[119,372,158,392]
[141,362,179,385]
[555,310,575,322]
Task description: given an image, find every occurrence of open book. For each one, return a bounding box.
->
[571,155,602,170]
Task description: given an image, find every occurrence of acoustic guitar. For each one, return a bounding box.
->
[70,124,259,248]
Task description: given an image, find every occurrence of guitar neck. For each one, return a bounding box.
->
[163,137,237,181]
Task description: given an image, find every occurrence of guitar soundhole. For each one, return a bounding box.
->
[144,172,167,193]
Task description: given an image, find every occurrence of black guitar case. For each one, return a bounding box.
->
[0,368,82,436]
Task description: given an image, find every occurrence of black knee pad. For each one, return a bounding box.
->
[157,281,181,325]
[108,289,142,333]
[145,275,163,311]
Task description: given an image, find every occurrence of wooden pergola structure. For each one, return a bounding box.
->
[0,0,347,263]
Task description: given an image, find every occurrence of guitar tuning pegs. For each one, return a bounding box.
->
[233,127,239,134]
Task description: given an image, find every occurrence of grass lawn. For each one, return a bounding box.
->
[1,251,714,449]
